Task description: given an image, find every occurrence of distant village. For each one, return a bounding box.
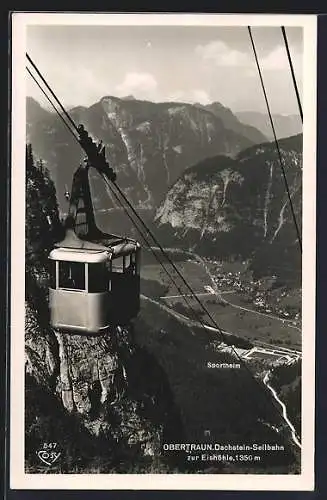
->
[203,258,301,327]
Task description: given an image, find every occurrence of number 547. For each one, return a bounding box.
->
[42,442,57,450]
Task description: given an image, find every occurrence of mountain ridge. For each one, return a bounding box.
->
[197,101,267,144]
[27,95,263,211]
[236,111,302,140]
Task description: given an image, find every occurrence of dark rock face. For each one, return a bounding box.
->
[270,361,301,436]
[26,96,262,211]
[155,135,302,283]
[25,302,58,389]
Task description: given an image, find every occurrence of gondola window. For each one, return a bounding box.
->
[58,261,85,290]
[88,263,109,293]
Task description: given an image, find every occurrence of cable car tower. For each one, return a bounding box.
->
[48,125,141,334]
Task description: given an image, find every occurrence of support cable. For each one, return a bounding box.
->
[247,26,302,253]
[28,57,217,345]
[281,26,303,123]
[26,66,78,141]
[102,175,301,433]
[100,172,222,337]
[26,53,80,135]
[26,52,232,342]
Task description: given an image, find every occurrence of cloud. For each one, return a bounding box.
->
[195,40,302,78]
[260,46,286,70]
[195,40,250,67]
[191,89,211,104]
[115,72,158,98]
[167,89,211,105]
[260,45,302,74]
[28,64,114,108]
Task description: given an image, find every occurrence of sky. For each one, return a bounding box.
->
[26,24,303,115]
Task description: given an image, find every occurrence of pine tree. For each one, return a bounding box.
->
[25,143,62,264]
[26,143,33,169]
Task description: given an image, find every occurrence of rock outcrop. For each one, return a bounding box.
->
[155,134,302,284]
[25,265,184,473]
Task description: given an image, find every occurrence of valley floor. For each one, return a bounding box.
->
[140,247,302,352]
[136,246,302,473]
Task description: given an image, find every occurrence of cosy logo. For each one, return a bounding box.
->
[36,443,61,466]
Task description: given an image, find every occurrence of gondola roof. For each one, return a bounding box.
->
[50,229,140,262]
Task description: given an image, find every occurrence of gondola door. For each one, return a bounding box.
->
[109,250,140,324]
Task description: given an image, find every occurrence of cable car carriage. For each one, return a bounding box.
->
[47,125,143,334]
[49,229,141,333]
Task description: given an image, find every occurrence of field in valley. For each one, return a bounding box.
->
[140,249,302,351]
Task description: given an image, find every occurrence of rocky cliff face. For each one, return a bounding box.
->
[25,265,184,473]
[155,135,302,283]
[26,96,262,211]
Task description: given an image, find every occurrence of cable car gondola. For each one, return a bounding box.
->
[49,229,141,333]
[48,138,141,334]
